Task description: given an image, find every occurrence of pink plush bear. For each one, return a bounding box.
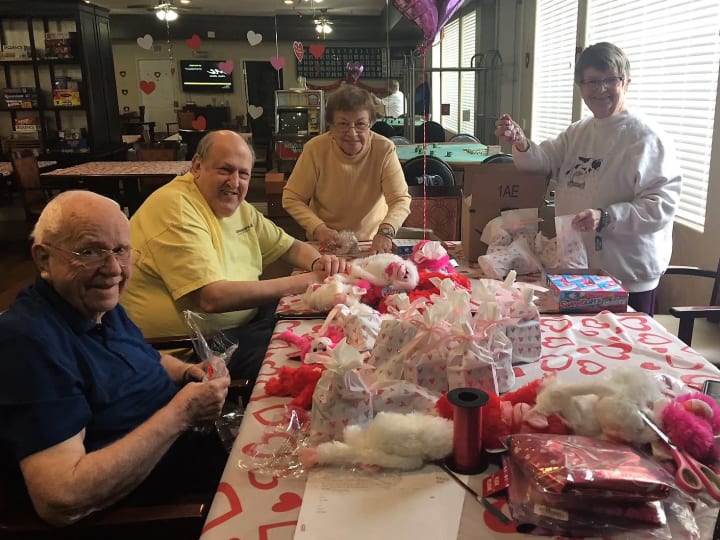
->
[410,240,455,274]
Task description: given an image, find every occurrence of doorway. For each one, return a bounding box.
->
[137,59,177,134]
[243,61,282,149]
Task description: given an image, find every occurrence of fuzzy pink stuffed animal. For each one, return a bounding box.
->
[277,326,344,362]
[410,240,455,274]
[660,392,720,464]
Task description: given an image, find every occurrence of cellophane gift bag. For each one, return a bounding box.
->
[496,286,541,364]
[370,379,439,416]
[366,298,425,383]
[319,302,383,352]
[310,340,373,444]
[446,320,499,394]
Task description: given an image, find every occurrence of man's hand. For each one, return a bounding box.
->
[571,209,601,233]
[313,224,340,248]
[312,254,348,275]
[176,374,230,428]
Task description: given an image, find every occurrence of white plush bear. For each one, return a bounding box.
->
[346,253,420,290]
[303,275,366,312]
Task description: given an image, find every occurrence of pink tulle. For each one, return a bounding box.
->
[661,392,720,464]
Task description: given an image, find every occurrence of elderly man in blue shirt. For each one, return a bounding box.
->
[0,190,229,526]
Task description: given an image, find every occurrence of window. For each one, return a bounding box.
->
[531,1,720,231]
[430,11,476,135]
[531,0,577,141]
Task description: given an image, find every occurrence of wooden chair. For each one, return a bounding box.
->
[403,185,462,241]
[11,149,49,233]
[655,259,720,363]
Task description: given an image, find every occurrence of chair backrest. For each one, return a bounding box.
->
[404,185,462,240]
[401,155,455,187]
[11,149,46,226]
[177,111,196,130]
[415,121,446,143]
[390,135,411,145]
[449,133,480,143]
[484,152,514,163]
[370,121,395,138]
[178,129,207,158]
[136,145,179,161]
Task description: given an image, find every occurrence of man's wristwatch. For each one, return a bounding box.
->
[377,224,395,239]
[596,208,610,232]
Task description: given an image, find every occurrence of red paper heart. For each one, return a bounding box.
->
[185,33,202,50]
[309,44,325,58]
[272,492,302,512]
[201,482,243,533]
[191,115,207,130]
[139,80,156,95]
[293,41,304,62]
[577,359,606,375]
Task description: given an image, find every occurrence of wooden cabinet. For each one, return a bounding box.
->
[0,1,123,162]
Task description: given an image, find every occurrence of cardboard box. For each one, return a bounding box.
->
[461,164,548,262]
[264,171,285,195]
[53,89,81,107]
[546,268,629,313]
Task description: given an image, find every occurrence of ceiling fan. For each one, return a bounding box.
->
[313,8,333,38]
[126,1,200,20]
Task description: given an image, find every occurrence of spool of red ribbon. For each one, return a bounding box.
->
[446,387,489,474]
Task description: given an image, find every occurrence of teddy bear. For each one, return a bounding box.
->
[658,392,720,464]
[303,274,367,312]
[298,412,453,471]
[435,378,571,451]
[339,253,420,308]
[410,240,455,274]
[276,325,344,363]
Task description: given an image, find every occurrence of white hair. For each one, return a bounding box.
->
[32,190,123,244]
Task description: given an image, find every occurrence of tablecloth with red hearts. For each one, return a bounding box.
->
[200,311,720,540]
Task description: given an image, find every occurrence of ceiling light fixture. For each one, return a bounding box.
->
[315,21,332,35]
[156,6,179,21]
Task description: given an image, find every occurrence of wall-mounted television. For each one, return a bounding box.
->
[180,60,233,93]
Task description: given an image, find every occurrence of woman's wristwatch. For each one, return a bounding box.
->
[377,224,396,239]
[596,208,610,232]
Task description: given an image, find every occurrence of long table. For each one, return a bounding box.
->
[396,142,490,166]
[0,160,57,177]
[40,161,191,215]
[200,311,720,540]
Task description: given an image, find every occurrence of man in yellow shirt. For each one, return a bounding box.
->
[122,130,346,383]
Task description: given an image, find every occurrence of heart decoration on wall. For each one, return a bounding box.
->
[123,106,130,112]
[185,33,202,50]
[191,115,207,130]
[246,30,262,46]
[270,56,286,71]
[218,59,234,74]
[119,70,127,77]
[139,80,156,95]
[248,105,264,119]
[154,71,161,78]
[309,44,325,59]
[293,41,304,62]
[121,89,128,95]
[136,34,153,50]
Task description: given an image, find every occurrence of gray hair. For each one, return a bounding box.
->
[389,80,400,92]
[325,84,376,124]
[574,42,631,84]
[31,190,122,244]
[195,130,256,162]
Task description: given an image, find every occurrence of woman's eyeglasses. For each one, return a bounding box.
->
[43,244,138,268]
[579,77,624,91]
[333,121,370,133]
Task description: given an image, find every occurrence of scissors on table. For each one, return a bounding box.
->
[639,410,720,501]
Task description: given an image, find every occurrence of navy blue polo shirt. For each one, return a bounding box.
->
[0,278,178,461]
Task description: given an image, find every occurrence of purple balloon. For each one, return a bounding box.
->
[393,0,464,50]
[346,61,364,83]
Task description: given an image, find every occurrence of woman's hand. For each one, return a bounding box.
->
[572,209,601,232]
[495,113,529,151]
[371,233,393,254]
[313,223,341,248]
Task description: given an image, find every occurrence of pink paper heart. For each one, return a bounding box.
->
[219,59,234,74]
[270,56,286,71]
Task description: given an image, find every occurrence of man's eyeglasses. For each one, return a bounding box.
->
[43,244,137,268]
[579,77,624,91]
[333,121,370,133]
